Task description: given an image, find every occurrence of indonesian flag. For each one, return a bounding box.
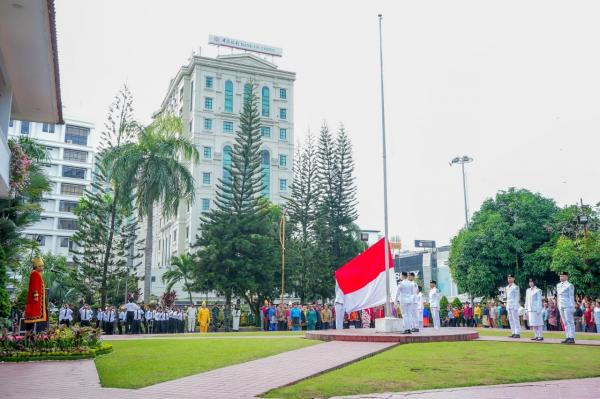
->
[335,238,397,313]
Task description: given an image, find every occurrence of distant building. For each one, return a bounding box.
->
[8,118,96,261]
[394,245,460,298]
[139,46,296,301]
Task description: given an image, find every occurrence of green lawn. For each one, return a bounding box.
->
[264,341,600,399]
[107,331,306,339]
[476,328,600,340]
[95,338,319,388]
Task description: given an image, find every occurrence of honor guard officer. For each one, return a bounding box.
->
[79,304,93,327]
[429,281,441,329]
[506,274,521,338]
[525,278,544,341]
[396,272,414,334]
[416,286,424,330]
[133,306,143,334]
[124,299,140,334]
[186,305,196,333]
[557,271,576,344]
[408,273,419,332]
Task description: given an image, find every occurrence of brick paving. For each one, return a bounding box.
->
[0,341,394,399]
[331,377,600,398]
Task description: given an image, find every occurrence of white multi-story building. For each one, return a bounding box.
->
[142,50,296,301]
[8,118,96,261]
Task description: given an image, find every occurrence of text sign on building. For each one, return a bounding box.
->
[208,35,283,57]
[415,240,436,248]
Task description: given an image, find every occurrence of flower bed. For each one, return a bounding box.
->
[0,326,112,362]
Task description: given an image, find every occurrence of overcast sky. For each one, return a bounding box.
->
[55,0,600,250]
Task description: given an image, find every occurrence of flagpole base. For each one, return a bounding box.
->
[375,317,404,333]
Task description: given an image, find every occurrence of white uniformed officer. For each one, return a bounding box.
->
[557,271,576,344]
[334,282,345,330]
[525,277,544,341]
[505,274,521,338]
[429,280,441,329]
[395,272,413,334]
[416,285,424,331]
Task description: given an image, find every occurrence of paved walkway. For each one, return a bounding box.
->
[332,377,600,398]
[0,341,394,399]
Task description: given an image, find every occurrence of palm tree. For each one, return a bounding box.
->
[103,115,199,303]
[162,254,196,305]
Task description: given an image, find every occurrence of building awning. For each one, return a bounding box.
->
[0,0,63,124]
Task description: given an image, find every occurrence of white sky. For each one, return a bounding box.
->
[55,0,600,249]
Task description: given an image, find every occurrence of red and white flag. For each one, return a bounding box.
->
[335,238,397,313]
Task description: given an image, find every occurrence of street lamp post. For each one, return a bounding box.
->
[450,156,474,227]
[378,14,392,318]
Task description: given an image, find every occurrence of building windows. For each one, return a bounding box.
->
[224,80,233,112]
[62,166,86,179]
[202,172,211,185]
[20,121,30,135]
[261,86,270,117]
[186,225,190,239]
[42,123,55,133]
[60,237,70,248]
[205,76,213,88]
[223,145,232,183]
[58,218,79,230]
[279,108,287,120]
[65,125,90,146]
[279,154,287,167]
[60,183,85,196]
[189,120,193,133]
[37,235,47,246]
[59,200,78,213]
[279,128,287,141]
[63,149,88,162]
[260,126,271,138]
[279,179,288,192]
[203,146,212,159]
[201,198,210,212]
[204,97,213,110]
[204,118,213,130]
[9,120,13,127]
[261,150,270,199]
[223,121,234,133]
[279,88,287,99]
[190,81,194,111]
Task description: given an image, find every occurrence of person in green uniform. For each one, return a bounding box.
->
[307,305,318,330]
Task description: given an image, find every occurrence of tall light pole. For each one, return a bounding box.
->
[450,156,474,227]
[378,14,392,318]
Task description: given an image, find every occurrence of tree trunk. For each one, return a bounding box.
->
[100,189,119,308]
[143,208,154,303]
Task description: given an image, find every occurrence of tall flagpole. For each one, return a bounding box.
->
[378,14,392,318]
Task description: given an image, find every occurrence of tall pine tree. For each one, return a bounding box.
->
[194,83,278,319]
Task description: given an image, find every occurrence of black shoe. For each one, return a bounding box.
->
[530,337,538,341]
[402,329,412,334]
[567,338,575,344]
[561,338,569,344]
[411,328,419,332]
[536,337,544,341]
[513,334,520,338]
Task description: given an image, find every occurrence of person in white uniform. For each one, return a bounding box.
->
[186,305,196,333]
[396,272,414,334]
[59,304,73,327]
[408,273,419,332]
[416,286,424,331]
[429,280,441,329]
[505,274,521,338]
[525,277,544,341]
[232,303,241,332]
[557,271,576,344]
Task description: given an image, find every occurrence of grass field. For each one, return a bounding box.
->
[476,328,600,340]
[95,337,319,388]
[264,341,600,399]
[106,331,306,339]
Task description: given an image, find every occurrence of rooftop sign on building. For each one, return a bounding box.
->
[208,34,283,57]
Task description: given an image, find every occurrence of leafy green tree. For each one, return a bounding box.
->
[451,297,463,309]
[194,83,279,320]
[0,137,50,318]
[162,254,196,305]
[449,188,559,299]
[104,114,199,303]
[439,296,449,312]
